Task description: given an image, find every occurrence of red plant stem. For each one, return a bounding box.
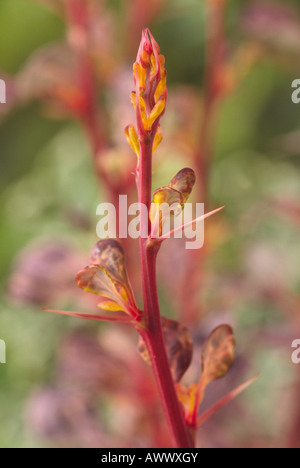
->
[137,137,194,448]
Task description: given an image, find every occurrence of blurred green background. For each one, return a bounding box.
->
[0,0,300,448]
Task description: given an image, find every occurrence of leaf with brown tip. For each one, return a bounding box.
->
[89,239,129,286]
[76,264,119,299]
[76,240,139,320]
[163,317,194,383]
[150,168,196,237]
[176,326,239,428]
[201,324,235,387]
[152,186,183,211]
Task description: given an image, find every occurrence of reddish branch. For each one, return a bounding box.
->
[131,30,194,448]
[137,135,194,449]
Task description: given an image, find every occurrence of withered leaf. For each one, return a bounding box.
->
[151,167,196,213]
[163,317,194,382]
[169,168,196,204]
[150,187,183,232]
[150,168,196,237]
[201,325,235,387]
[152,186,183,209]
[76,240,138,318]
[89,239,129,286]
[172,326,236,426]
[138,317,193,383]
[76,264,125,300]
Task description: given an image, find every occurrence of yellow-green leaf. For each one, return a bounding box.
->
[152,186,183,208]
[176,383,198,425]
[98,300,126,312]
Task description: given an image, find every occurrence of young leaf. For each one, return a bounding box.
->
[176,383,198,425]
[132,29,168,135]
[138,317,193,383]
[125,125,140,158]
[98,300,126,312]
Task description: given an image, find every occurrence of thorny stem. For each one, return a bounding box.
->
[137,137,194,448]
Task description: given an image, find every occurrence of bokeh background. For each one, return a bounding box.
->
[0,0,300,448]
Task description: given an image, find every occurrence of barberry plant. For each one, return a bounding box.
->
[46,29,257,448]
